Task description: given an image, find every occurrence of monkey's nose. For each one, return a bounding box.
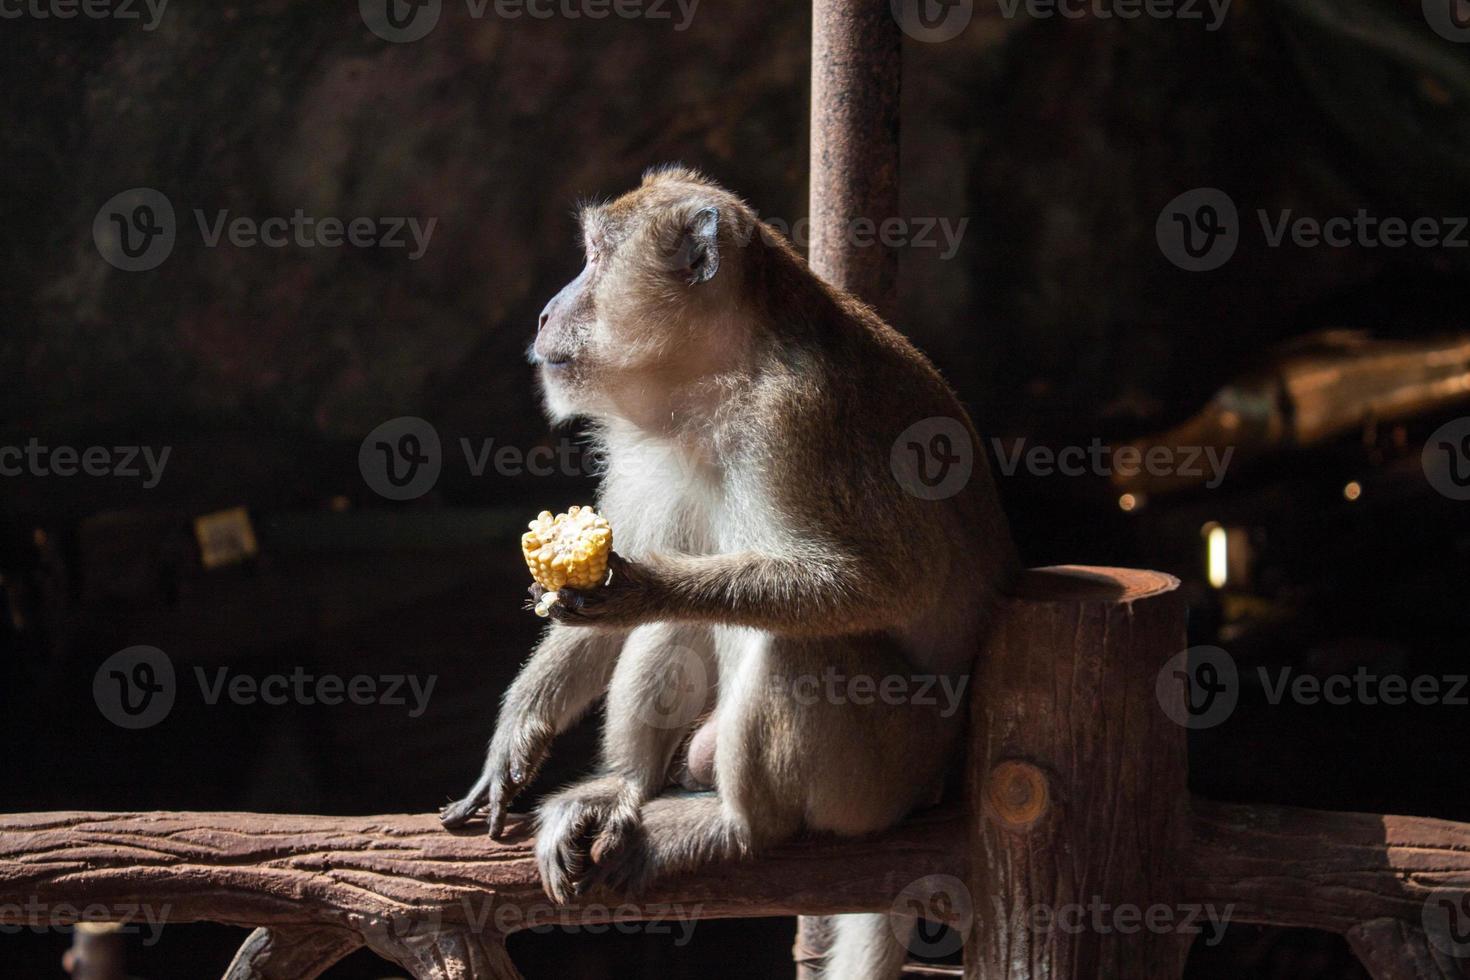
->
[537,312,549,332]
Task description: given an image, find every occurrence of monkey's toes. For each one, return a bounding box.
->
[580,836,653,899]
[440,794,485,829]
[535,804,599,904]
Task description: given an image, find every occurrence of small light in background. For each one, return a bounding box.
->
[1203,521,1228,589]
[1118,493,1139,512]
[1342,481,1362,502]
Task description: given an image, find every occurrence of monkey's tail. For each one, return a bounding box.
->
[793,912,914,980]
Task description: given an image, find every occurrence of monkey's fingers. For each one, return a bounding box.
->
[604,550,632,582]
[440,786,490,829]
[544,587,595,623]
[486,786,512,838]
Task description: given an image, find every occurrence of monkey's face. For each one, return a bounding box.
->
[532,176,746,423]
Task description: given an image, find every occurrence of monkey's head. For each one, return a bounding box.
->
[532,166,761,423]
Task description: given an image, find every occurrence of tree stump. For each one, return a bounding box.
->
[967,566,1190,979]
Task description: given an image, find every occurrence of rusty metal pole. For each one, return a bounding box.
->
[809,0,902,323]
[796,3,903,976]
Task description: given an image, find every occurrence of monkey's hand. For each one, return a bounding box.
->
[543,552,658,628]
[440,715,554,837]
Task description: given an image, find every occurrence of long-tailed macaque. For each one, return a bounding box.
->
[443,166,1015,978]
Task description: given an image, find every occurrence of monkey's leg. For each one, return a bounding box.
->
[441,626,626,835]
[780,633,952,980]
[591,631,953,979]
[534,623,714,901]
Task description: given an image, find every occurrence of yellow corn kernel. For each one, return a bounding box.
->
[521,505,613,594]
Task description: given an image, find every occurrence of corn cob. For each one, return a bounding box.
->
[521,506,613,616]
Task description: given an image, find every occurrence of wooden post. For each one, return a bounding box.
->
[967,567,1192,980]
[63,922,127,980]
[808,0,902,321]
[801,4,903,972]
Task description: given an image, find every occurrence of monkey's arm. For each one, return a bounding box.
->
[550,549,925,636]
[441,626,624,835]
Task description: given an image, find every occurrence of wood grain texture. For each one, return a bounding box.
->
[1186,798,1470,976]
[967,566,1192,980]
[0,806,966,978]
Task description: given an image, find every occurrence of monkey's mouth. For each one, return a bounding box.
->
[541,354,574,369]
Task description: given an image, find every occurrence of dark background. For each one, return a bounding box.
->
[3,0,1470,976]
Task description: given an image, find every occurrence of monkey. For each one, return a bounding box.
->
[442,165,1016,978]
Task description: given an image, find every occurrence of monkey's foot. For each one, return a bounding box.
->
[579,791,731,899]
[534,777,643,904]
[439,793,486,830]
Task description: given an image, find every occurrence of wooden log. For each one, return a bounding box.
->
[966,566,1192,980]
[1183,798,1470,978]
[0,807,965,979]
[222,926,364,980]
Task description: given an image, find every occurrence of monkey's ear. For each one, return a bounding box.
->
[675,206,720,285]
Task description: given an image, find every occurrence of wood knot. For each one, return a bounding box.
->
[985,760,1050,833]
